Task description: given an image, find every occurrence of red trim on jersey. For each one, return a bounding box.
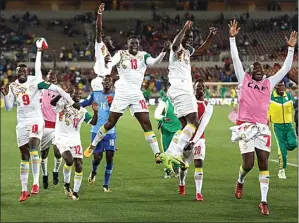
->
[236,120,269,126]
[44,120,56,128]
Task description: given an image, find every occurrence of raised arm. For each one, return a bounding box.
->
[191,103,213,144]
[1,85,14,111]
[269,32,297,89]
[96,3,105,43]
[145,41,170,67]
[192,27,217,56]
[229,20,245,84]
[35,38,49,80]
[172,21,193,52]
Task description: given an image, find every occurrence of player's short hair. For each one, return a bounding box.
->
[17,64,27,68]
[252,62,262,67]
[128,35,139,41]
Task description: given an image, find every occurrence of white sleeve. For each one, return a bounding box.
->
[55,98,66,112]
[191,104,214,144]
[154,100,166,121]
[145,52,166,67]
[3,86,15,111]
[35,51,42,80]
[48,84,74,105]
[107,51,121,69]
[230,37,245,84]
[269,47,295,90]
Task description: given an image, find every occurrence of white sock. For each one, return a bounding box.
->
[194,168,203,194]
[91,126,108,147]
[176,124,196,154]
[41,158,48,176]
[30,150,40,185]
[73,172,83,193]
[144,131,160,154]
[259,171,270,203]
[179,168,188,186]
[20,161,29,192]
[53,157,62,172]
[165,130,181,156]
[63,164,72,184]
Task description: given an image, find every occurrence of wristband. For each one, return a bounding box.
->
[98,12,102,15]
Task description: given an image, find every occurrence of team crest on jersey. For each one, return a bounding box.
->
[29,85,36,91]
[101,45,106,55]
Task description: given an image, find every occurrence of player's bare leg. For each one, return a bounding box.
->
[88,152,103,184]
[103,150,114,192]
[72,158,83,200]
[29,137,41,194]
[62,151,74,197]
[41,147,50,189]
[53,145,62,185]
[194,159,203,201]
[134,112,169,166]
[256,149,270,215]
[84,112,121,157]
[19,144,31,202]
[235,152,254,199]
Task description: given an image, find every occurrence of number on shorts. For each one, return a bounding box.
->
[32,124,38,133]
[194,146,201,156]
[263,135,271,147]
[130,58,138,70]
[22,94,30,105]
[109,139,115,146]
[139,99,148,110]
[74,145,82,155]
[73,118,79,128]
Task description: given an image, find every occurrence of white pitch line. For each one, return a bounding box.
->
[269,159,298,167]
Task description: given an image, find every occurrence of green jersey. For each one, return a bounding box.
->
[155,96,181,132]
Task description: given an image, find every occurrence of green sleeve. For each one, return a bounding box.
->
[84,112,93,123]
[288,92,295,102]
[144,53,151,65]
[38,81,51,90]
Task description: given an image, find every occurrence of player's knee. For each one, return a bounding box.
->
[243,161,254,171]
[21,153,30,161]
[64,157,73,167]
[194,159,203,168]
[54,150,62,159]
[105,121,115,130]
[94,153,103,162]
[106,154,114,164]
[141,120,152,131]
[74,159,83,173]
[41,151,48,160]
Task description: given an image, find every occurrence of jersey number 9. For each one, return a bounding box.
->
[22,94,30,105]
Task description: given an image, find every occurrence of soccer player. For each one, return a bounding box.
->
[84,36,172,168]
[32,38,64,189]
[80,75,115,192]
[228,20,297,215]
[154,86,181,178]
[91,3,115,91]
[165,21,216,166]
[268,81,297,179]
[286,71,298,135]
[1,63,78,202]
[178,80,213,201]
[50,88,98,200]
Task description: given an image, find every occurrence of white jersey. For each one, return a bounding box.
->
[9,76,46,122]
[93,40,112,76]
[168,44,194,89]
[55,99,92,144]
[114,50,151,95]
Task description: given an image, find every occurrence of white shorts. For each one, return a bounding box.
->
[41,128,55,151]
[110,92,149,114]
[16,119,44,147]
[55,139,83,159]
[239,128,271,154]
[168,87,197,118]
[183,139,206,165]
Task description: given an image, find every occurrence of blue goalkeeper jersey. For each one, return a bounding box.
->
[80,90,115,134]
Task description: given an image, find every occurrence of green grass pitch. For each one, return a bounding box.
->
[1,106,298,222]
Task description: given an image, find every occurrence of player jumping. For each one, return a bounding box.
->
[84,36,171,168]
[228,20,297,215]
[81,75,115,192]
[178,80,213,201]
[164,21,216,168]
[91,3,115,91]
[2,42,78,202]
[51,88,98,200]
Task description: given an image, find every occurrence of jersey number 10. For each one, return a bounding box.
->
[130,59,138,70]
